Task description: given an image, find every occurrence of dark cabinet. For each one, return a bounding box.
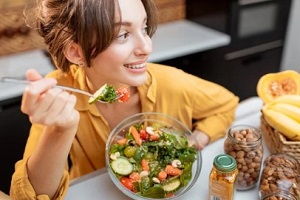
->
[0,96,31,194]
[159,46,283,100]
[176,0,291,101]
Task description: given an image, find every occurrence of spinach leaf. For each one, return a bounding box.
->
[142,186,165,198]
[97,85,118,103]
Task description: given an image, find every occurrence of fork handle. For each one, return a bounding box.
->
[1,77,93,97]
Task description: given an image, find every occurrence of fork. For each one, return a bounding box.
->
[1,77,121,103]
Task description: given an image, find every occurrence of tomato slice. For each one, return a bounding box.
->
[120,177,134,191]
[117,86,130,102]
[139,129,149,140]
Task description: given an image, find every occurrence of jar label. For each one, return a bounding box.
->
[209,180,233,200]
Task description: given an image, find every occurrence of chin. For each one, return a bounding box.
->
[130,73,148,86]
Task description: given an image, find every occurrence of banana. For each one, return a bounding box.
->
[273,94,300,107]
[267,102,300,123]
[262,107,300,141]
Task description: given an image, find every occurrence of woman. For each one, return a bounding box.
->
[10,0,239,199]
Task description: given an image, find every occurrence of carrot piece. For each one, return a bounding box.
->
[149,133,160,141]
[117,138,128,145]
[129,172,140,182]
[130,126,142,146]
[141,159,150,172]
[165,165,182,176]
[158,170,167,181]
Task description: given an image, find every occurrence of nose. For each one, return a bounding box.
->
[134,35,152,56]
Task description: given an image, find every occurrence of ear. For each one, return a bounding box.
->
[64,42,85,64]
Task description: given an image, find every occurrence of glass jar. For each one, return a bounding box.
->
[224,124,263,190]
[209,154,238,200]
[262,192,298,200]
[259,153,300,200]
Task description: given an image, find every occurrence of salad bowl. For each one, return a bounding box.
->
[105,112,202,200]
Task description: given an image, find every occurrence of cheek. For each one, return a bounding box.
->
[101,46,129,64]
[93,48,124,66]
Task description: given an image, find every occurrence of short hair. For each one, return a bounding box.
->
[29,0,158,72]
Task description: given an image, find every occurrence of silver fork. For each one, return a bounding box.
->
[1,77,121,103]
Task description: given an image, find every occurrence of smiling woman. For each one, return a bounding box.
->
[9,0,239,200]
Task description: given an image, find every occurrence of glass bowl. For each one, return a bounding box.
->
[105,112,202,200]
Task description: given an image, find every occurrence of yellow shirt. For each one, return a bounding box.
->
[10,63,239,199]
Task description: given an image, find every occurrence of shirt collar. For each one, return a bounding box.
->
[67,65,100,116]
[138,66,157,112]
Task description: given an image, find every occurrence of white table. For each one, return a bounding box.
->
[65,97,269,200]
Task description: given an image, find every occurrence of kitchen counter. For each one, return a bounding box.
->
[149,20,230,62]
[65,97,267,200]
[0,20,230,101]
[0,50,54,101]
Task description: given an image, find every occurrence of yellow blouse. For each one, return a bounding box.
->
[10,63,239,199]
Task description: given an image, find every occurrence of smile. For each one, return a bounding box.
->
[124,62,146,69]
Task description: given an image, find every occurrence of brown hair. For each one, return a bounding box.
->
[30,0,158,72]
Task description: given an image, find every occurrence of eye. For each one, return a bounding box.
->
[117,32,130,41]
[142,26,149,35]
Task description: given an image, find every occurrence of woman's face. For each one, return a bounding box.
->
[86,0,152,89]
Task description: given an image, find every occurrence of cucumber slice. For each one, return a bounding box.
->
[88,84,107,104]
[111,157,133,176]
[162,178,181,192]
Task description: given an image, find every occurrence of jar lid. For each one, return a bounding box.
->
[214,154,237,172]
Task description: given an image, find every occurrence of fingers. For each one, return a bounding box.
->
[26,69,44,81]
[39,91,77,126]
[25,88,78,127]
[192,130,210,151]
[21,74,78,128]
[21,78,57,114]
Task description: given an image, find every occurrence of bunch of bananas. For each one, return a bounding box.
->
[262,95,300,141]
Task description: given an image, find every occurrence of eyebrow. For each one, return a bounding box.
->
[115,17,147,27]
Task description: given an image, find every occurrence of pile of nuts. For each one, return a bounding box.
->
[224,126,263,190]
[259,154,300,200]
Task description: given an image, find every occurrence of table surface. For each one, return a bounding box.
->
[65,97,269,200]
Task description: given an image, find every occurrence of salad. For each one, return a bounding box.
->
[88,84,130,104]
[108,123,198,198]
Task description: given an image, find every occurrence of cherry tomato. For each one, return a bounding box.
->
[139,129,149,140]
[117,86,130,102]
[120,177,134,191]
[166,193,175,197]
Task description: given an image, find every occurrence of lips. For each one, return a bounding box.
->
[124,62,147,69]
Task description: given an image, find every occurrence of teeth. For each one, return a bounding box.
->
[125,63,146,69]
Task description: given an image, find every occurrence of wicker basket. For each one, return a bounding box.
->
[154,0,186,24]
[261,114,300,161]
[0,5,46,56]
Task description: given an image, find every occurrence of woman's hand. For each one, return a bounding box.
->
[21,69,79,131]
[192,130,210,150]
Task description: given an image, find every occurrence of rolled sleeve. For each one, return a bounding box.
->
[10,158,70,200]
